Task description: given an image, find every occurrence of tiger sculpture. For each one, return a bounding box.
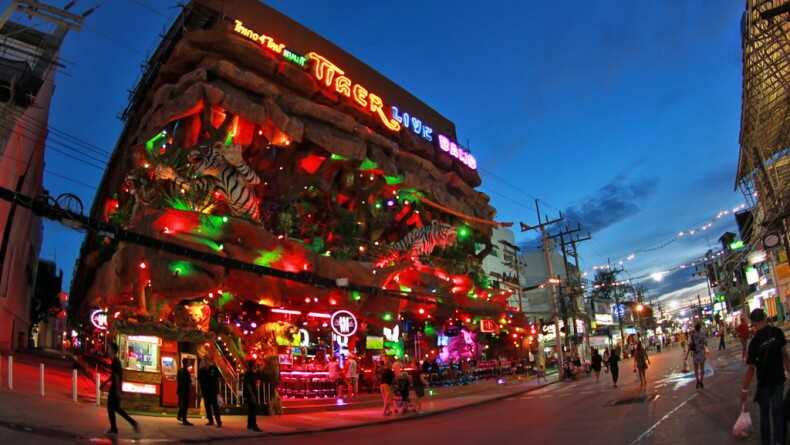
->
[155,141,262,221]
[375,220,457,267]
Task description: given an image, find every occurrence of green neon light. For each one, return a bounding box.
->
[359,158,378,171]
[194,214,226,238]
[384,175,403,185]
[283,48,307,67]
[169,260,194,277]
[423,324,436,336]
[730,240,745,250]
[351,290,362,301]
[381,312,393,321]
[218,291,233,308]
[254,246,283,267]
[399,285,412,293]
[166,197,192,211]
[330,153,347,161]
[145,130,166,153]
[457,225,472,240]
[198,238,224,252]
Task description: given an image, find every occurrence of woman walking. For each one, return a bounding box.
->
[591,349,603,382]
[608,346,621,388]
[633,341,650,389]
[685,323,707,389]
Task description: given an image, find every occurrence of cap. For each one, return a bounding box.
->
[749,308,767,322]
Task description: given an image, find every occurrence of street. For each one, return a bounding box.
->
[0,342,762,445]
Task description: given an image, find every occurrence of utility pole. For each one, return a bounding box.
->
[608,258,627,352]
[521,200,564,374]
[548,223,581,354]
[568,227,591,357]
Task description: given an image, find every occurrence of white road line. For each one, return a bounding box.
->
[629,393,698,445]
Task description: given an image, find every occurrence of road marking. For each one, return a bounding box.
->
[629,393,698,445]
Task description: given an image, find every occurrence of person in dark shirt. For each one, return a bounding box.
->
[608,347,621,388]
[590,349,603,382]
[198,359,222,427]
[379,360,395,416]
[243,360,262,432]
[101,342,139,435]
[177,359,193,426]
[741,308,789,445]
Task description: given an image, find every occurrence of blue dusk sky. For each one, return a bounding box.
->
[7,0,745,301]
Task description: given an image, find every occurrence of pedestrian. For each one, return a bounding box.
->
[685,323,707,389]
[380,359,395,416]
[102,342,139,436]
[740,308,789,445]
[591,349,602,382]
[633,341,650,389]
[394,362,412,414]
[177,358,193,426]
[719,325,727,351]
[603,348,610,374]
[328,355,342,398]
[412,364,427,413]
[243,360,262,432]
[345,354,359,397]
[737,317,750,361]
[608,346,620,388]
[197,359,222,427]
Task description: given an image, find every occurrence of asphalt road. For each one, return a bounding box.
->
[0,342,764,445]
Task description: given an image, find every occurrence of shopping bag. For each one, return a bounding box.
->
[732,404,752,439]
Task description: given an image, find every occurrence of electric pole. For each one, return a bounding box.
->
[521,200,564,375]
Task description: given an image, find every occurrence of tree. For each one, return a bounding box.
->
[590,269,619,301]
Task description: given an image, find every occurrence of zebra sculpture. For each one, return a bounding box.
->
[375,220,457,267]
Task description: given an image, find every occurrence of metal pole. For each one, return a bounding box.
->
[8,355,12,390]
[95,372,101,407]
[536,199,564,374]
[39,363,44,397]
[72,369,78,402]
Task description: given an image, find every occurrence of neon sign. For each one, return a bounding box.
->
[90,309,108,330]
[307,52,401,132]
[437,134,477,170]
[232,19,481,170]
[391,106,432,142]
[330,310,358,337]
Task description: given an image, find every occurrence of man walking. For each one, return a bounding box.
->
[102,342,139,435]
[719,324,727,351]
[741,308,790,445]
[198,359,222,427]
[345,354,359,397]
[686,323,707,389]
[177,359,193,426]
[243,360,262,432]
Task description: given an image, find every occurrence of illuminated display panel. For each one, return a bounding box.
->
[119,335,161,373]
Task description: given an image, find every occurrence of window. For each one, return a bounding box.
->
[118,335,160,373]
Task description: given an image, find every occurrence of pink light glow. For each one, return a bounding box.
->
[271,308,302,315]
[307,312,331,319]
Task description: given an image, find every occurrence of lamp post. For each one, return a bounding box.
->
[635,304,644,339]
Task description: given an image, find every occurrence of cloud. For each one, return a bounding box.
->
[564,176,660,234]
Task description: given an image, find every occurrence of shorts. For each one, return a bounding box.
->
[693,352,705,364]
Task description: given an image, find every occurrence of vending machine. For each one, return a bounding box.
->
[160,340,178,407]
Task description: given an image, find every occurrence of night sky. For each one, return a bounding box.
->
[13,1,745,301]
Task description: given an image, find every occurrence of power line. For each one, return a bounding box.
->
[0,152,98,191]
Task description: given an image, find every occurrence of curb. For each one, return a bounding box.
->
[150,379,560,444]
[0,379,559,443]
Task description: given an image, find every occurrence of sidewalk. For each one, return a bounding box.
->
[0,374,557,443]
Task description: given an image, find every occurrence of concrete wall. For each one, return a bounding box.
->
[0,68,53,352]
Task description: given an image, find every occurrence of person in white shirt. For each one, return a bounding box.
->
[345,355,359,397]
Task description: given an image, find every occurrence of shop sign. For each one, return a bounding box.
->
[366,335,384,349]
[594,313,614,326]
[391,106,433,142]
[480,319,497,333]
[90,309,108,330]
[330,310,357,337]
[383,325,399,342]
[122,382,157,394]
[232,19,478,171]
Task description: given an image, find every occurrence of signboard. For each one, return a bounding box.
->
[330,310,358,337]
[366,336,384,350]
[594,313,614,326]
[230,16,476,170]
[90,309,108,330]
[480,319,497,333]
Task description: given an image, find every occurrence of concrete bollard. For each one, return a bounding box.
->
[72,369,78,402]
[95,372,101,407]
[7,355,12,390]
[40,363,45,397]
